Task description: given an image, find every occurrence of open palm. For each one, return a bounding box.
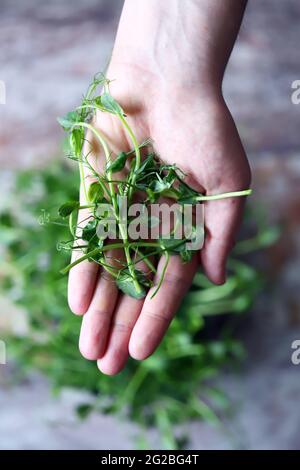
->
[68,65,251,375]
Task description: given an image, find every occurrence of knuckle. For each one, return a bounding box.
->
[88,308,108,318]
[142,308,171,324]
[159,272,190,290]
[112,321,133,333]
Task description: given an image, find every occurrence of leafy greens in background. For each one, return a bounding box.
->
[0,162,278,449]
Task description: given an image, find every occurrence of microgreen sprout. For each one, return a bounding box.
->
[57,73,252,299]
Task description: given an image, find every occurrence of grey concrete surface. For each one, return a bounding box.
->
[1,325,300,450]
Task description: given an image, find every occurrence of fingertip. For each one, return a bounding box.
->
[68,280,91,313]
[79,334,106,361]
[129,335,153,361]
[97,355,127,376]
[204,269,226,286]
[97,362,119,376]
[129,350,150,361]
[79,329,96,360]
[68,294,89,315]
[209,273,226,285]
[68,267,98,315]
[79,307,112,361]
[79,344,99,361]
[200,243,228,286]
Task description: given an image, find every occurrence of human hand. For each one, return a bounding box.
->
[68,0,250,374]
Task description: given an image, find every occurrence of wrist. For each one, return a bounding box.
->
[112,0,223,91]
[111,0,246,94]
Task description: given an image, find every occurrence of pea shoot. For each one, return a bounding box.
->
[57,73,251,299]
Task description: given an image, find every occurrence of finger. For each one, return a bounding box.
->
[97,255,153,375]
[200,196,246,285]
[129,254,197,360]
[97,295,144,375]
[68,208,98,315]
[79,269,119,360]
[78,246,125,359]
[68,119,130,315]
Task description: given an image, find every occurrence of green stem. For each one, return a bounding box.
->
[122,232,142,295]
[79,119,142,294]
[83,154,112,201]
[76,107,149,295]
[61,244,124,274]
[61,241,162,275]
[69,213,76,238]
[196,189,252,201]
[78,157,88,202]
[79,204,95,209]
[151,251,170,299]
[135,248,157,273]
[118,114,141,201]
[76,104,98,112]
[61,247,101,274]
[96,256,119,279]
[116,114,144,294]
[155,407,178,450]
[74,122,142,289]
[75,122,117,211]
[117,365,149,409]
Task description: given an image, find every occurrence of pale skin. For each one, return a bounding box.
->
[68,0,251,375]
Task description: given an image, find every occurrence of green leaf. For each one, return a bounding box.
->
[135,154,156,176]
[58,201,79,218]
[116,271,147,299]
[146,187,159,203]
[258,226,281,247]
[69,128,84,156]
[107,152,127,173]
[150,179,169,193]
[69,208,79,237]
[206,387,229,409]
[177,182,199,204]
[163,168,177,186]
[143,356,167,371]
[0,227,20,245]
[82,219,100,252]
[87,182,104,203]
[82,219,98,242]
[155,409,178,450]
[100,93,125,116]
[148,168,177,195]
[76,403,94,420]
[150,175,171,193]
[57,111,81,131]
[190,397,219,425]
[159,237,187,253]
[180,248,193,263]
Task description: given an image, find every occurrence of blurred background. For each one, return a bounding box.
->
[0,0,300,450]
